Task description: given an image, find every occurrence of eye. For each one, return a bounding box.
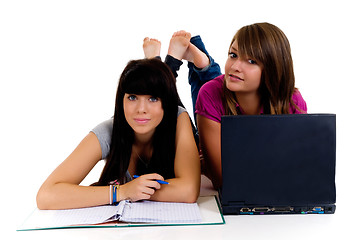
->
[228,52,237,58]
[149,96,159,102]
[248,59,257,64]
[127,95,137,101]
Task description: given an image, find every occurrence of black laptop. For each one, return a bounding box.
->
[220,114,336,215]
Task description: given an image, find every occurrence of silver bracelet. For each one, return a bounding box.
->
[109,185,113,205]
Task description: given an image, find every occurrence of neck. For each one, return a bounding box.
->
[235,91,261,115]
[134,130,154,144]
[134,133,153,153]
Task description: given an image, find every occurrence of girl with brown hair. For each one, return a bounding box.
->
[171,23,307,189]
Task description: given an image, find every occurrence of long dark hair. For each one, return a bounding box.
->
[97,59,180,185]
[223,22,300,114]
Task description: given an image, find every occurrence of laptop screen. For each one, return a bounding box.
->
[220,114,336,212]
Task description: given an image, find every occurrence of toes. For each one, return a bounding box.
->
[172,30,191,39]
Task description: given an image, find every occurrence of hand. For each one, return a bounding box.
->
[121,173,164,202]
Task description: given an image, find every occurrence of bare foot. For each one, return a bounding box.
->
[167,30,191,60]
[183,43,210,69]
[143,37,161,58]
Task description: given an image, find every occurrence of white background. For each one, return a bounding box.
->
[1,0,358,239]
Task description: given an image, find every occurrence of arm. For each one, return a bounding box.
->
[148,112,201,203]
[36,132,109,210]
[197,114,222,189]
[37,131,168,209]
[37,113,200,209]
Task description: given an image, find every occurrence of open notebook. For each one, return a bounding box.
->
[18,195,224,230]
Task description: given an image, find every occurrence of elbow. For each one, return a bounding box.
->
[186,195,199,204]
[36,189,48,210]
[36,187,54,210]
[36,191,46,210]
[182,192,199,203]
[182,183,200,203]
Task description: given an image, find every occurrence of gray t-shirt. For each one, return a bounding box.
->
[91,106,187,160]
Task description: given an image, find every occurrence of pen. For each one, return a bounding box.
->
[133,175,169,184]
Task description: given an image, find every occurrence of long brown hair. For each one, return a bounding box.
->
[223,22,300,115]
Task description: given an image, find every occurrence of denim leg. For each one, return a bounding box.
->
[164,55,199,149]
[164,55,183,78]
[188,35,222,122]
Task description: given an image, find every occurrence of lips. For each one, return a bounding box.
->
[134,118,150,124]
[228,74,244,82]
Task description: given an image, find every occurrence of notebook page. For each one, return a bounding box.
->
[20,204,121,229]
[121,201,202,223]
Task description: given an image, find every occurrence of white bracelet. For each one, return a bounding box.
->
[109,185,113,205]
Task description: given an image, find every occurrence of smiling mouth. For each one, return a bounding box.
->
[228,74,244,81]
[134,118,150,124]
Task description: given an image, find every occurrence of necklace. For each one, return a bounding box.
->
[135,149,149,168]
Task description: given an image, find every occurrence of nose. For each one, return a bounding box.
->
[230,58,243,72]
[137,98,147,113]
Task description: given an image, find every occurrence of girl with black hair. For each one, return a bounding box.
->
[36,58,200,210]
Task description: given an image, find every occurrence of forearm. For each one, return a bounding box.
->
[149,177,200,203]
[197,115,222,189]
[37,183,110,210]
[203,152,222,189]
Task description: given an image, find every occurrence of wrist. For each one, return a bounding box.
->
[109,184,123,204]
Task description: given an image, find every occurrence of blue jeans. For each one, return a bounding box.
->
[164,36,221,117]
[187,35,222,121]
[164,35,221,148]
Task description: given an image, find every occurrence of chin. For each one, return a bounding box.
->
[133,128,156,137]
[226,82,243,92]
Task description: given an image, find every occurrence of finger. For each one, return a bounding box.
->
[146,180,161,190]
[143,173,165,182]
[142,187,156,196]
[131,192,151,202]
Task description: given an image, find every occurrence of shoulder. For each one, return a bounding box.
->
[177,105,187,117]
[176,106,192,127]
[90,118,113,159]
[291,89,307,113]
[195,75,225,123]
[199,74,224,94]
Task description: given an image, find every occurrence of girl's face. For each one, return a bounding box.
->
[124,94,164,138]
[225,40,263,95]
